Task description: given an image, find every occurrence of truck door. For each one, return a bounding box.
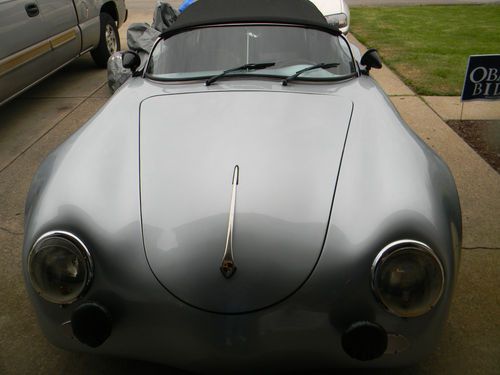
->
[0,0,54,102]
[36,0,81,70]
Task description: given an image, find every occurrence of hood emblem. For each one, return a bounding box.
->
[220,165,239,279]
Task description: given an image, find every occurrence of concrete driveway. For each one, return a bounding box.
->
[0,1,498,374]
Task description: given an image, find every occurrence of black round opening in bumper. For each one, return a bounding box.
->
[341,321,388,361]
[71,302,112,348]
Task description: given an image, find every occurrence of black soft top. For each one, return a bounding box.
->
[161,0,340,38]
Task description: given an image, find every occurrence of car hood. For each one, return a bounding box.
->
[140,90,352,313]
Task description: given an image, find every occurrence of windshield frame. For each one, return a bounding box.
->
[143,23,359,83]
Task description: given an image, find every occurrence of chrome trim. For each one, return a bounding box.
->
[371,239,445,318]
[220,165,239,278]
[80,46,94,56]
[28,230,94,305]
[338,32,358,76]
[104,24,118,54]
[61,320,73,338]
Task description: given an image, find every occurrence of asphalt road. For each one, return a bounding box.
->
[0,1,499,375]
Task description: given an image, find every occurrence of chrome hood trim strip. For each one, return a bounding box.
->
[220,165,239,278]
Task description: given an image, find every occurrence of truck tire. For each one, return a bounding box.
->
[91,12,120,68]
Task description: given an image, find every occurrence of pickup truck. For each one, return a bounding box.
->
[0,0,127,106]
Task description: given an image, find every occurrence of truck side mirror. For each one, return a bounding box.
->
[122,51,141,73]
[360,48,382,75]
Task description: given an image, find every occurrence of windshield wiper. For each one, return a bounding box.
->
[282,62,340,86]
[205,62,276,86]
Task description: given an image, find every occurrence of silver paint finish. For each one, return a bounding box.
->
[0,0,46,58]
[39,0,79,38]
[22,73,461,371]
[73,0,99,23]
[139,90,353,313]
[78,15,101,52]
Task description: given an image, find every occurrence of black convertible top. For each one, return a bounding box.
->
[161,0,340,38]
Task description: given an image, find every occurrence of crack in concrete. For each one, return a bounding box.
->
[462,246,500,250]
[0,226,23,236]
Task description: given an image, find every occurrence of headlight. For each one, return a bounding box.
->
[325,13,348,29]
[28,231,93,304]
[371,240,444,317]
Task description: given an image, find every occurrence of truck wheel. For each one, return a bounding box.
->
[91,12,120,68]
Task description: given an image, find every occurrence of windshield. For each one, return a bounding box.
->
[146,25,356,81]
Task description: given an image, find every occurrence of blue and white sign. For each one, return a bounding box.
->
[462,55,500,101]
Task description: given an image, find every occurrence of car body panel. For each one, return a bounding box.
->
[140,91,353,313]
[23,74,461,370]
[39,0,79,37]
[0,0,46,57]
[73,0,102,52]
[78,15,102,53]
[38,0,81,72]
[21,2,461,370]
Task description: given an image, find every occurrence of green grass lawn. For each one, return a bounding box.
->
[350,5,500,96]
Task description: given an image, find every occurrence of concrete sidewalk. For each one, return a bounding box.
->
[423,96,500,120]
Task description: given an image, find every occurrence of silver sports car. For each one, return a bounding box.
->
[23,0,462,372]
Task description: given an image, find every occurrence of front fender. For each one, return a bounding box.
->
[303,82,461,361]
